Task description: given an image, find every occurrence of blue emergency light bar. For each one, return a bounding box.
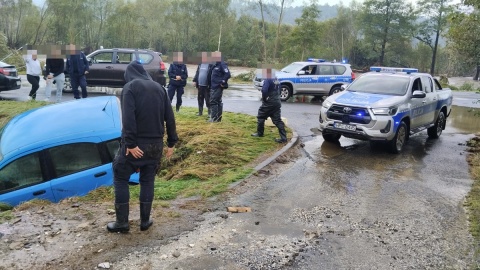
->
[370,66,418,74]
[307,58,326,62]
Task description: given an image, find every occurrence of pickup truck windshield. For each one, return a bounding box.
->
[281,63,304,74]
[348,76,410,96]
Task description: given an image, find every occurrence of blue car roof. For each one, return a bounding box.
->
[0,96,121,164]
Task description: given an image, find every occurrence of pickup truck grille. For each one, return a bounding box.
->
[327,105,371,124]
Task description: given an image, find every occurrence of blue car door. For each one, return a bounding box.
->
[47,141,113,202]
[0,152,56,206]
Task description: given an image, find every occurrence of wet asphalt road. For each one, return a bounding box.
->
[3,81,480,268]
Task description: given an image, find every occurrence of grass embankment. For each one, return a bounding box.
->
[0,101,288,214]
[465,136,480,265]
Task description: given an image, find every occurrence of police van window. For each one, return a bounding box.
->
[0,153,43,193]
[49,143,102,178]
[420,76,433,93]
[334,65,347,75]
[134,53,154,65]
[319,65,335,75]
[116,53,133,64]
[91,52,113,64]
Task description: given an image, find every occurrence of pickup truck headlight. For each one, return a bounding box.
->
[372,107,398,115]
[322,100,333,109]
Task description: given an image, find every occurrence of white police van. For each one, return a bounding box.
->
[253,58,355,101]
[319,66,453,153]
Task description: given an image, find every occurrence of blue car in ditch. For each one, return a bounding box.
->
[0,96,138,207]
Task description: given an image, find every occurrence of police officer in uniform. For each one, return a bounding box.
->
[251,68,287,143]
[208,51,230,122]
[167,52,188,112]
[193,52,212,116]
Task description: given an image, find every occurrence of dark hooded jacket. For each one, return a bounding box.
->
[121,61,178,149]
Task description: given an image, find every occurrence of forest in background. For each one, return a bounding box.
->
[0,0,479,79]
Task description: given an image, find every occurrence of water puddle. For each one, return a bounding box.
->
[447,105,480,134]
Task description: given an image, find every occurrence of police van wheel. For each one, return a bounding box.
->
[388,121,407,154]
[322,133,341,143]
[427,111,445,139]
[280,85,291,101]
[329,86,342,96]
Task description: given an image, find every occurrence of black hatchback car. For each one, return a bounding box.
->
[0,61,21,91]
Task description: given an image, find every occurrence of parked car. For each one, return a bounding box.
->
[253,58,355,101]
[85,48,166,87]
[319,66,453,153]
[0,96,138,207]
[0,61,21,91]
[42,48,166,93]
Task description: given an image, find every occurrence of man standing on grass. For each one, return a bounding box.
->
[208,51,230,122]
[193,52,212,117]
[107,60,178,233]
[66,44,89,99]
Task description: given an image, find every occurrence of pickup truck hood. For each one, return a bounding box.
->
[330,91,404,108]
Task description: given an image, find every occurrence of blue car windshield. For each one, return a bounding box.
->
[281,63,304,74]
[348,75,410,96]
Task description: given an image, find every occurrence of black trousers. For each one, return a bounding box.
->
[210,87,223,121]
[27,74,40,99]
[197,85,210,109]
[71,74,88,98]
[256,101,285,135]
[113,142,163,204]
[167,85,184,106]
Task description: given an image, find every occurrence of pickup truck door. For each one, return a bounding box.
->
[421,76,437,126]
[409,77,434,128]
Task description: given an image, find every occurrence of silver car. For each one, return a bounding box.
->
[254,59,355,101]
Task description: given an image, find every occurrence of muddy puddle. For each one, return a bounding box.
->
[447,105,480,134]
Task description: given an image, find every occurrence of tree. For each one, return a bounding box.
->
[448,1,480,80]
[358,0,416,66]
[414,0,454,75]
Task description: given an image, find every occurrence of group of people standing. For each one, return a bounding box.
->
[166,51,231,123]
[23,45,90,103]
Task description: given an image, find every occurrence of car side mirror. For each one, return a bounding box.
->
[298,70,306,75]
[87,58,92,66]
[412,90,426,98]
[341,85,347,91]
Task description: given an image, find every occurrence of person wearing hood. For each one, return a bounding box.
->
[167,52,188,112]
[107,60,178,233]
[251,68,287,143]
[208,51,230,122]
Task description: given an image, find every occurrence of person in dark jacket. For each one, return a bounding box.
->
[251,68,287,143]
[66,44,89,99]
[107,60,178,233]
[192,52,212,116]
[44,45,65,103]
[167,52,188,112]
[208,51,230,122]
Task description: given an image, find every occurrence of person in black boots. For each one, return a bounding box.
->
[208,51,230,122]
[251,68,287,143]
[167,52,188,112]
[192,52,212,117]
[23,50,42,101]
[107,60,178,233]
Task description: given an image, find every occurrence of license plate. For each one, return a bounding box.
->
[16,81,21,86]
[334,122,356,131]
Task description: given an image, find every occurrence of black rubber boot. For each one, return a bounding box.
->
[107,203,130,233]
[140,202,153,231]
[252,120,265,137]
[275,127,288,143]
[251,133,263,137]
[176,104,180,112]
[196,107,203,116]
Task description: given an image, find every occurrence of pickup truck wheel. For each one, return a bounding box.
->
[280,85,291,101]
[323,133,341,143]
[388,121,407,154]
[427,111,445,139]
[329,86,342,96]
[63,76,72,93]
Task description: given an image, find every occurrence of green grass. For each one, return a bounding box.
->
[465,137,480,267]
[0,102,288,208]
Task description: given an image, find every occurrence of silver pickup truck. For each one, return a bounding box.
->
[319,67,453,153]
